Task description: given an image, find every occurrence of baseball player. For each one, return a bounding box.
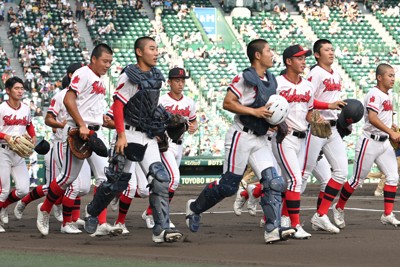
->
[301,39,347,234]
[271,44,314,239]
[186,39,296,244]
[0,76,37,233]
[332,64,400,227]
[92,36,183,243]
[142,67,197,228]
[36,44,121,236]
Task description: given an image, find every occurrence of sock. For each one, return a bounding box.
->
[285,191,300,227]
[281,192,289,217]
[41,180,65,213]
[94,187,107,225]
[3,189,21,208]
[116,194,132,224]
[72,197,81,222]
[240,189,249,200]
[383,184,397,216]
[253,183,262,198]
[62,196,75,226]
[316,191,324,210]
[21,185,45,205]
[146,205,153,216]
[317,179,342,216]
[336,182,355,210]
[54,195,63,206]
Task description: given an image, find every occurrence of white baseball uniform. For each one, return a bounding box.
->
[272,75,314,192]
[348,87,398,188]
[0,102,32,203]
[159,92,196,192]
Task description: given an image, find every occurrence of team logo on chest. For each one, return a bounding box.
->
[3,115,28,126]
[279,89,311,103]
[164,104,190,117]
[322,78,341,92]
[91,81,106,95]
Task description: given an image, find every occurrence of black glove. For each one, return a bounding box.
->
[276,121,288,144]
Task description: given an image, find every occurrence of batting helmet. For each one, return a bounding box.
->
[337,99,364,128]
[265,94,290,125]
[34,139,51,155]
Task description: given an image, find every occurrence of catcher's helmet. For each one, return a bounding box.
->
[337,99,364,128]
[34,139,50,155]
[265,94,290,125]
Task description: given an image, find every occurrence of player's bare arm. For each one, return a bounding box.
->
[44,113,66,129]
[188,119,198,134]
[368,109,400,142]
[223,90,273,118]
[64,90,89,140]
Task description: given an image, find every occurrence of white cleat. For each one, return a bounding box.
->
[115,222,130,235]
[293,224,312,239]
[247,195,258,216]
[0,224,5,233]
[53,204,63,222]
[142,210,155,229]
[74,218,85,228]
[311,213,340,234]
[61,222,82,234]
[281,215,291,228]
[381,213,400,227]
[0,208,9,224]
[332,204,346,229]
[169,220,176,229]
[110,196,119,212]
[36,203,50,236]
[14,200,26,220]
[152,229,183,243]
[264,227,296,244]
[233,187,246,216]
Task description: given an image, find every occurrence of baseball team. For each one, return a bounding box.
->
[0,36,399,245]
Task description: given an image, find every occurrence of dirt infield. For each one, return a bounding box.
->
[1,184,400,267]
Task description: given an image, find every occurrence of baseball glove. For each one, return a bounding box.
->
[276,121,289,143]
[310,110,332,138]
[167,114,188,143]
[157,133,169,153]
[7,134,35,158]
[67,128,92,159]
[390,127,400,150]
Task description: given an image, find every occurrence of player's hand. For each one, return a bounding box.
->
[390,131,400,143]
[31,136,37,145]
[328,100,347,110]
[391,124,398,132]
[102,115,112,128]
[79,125,90,140]
[60,119,67,129]
[253,103,274,119]
[115,133,128,155]
[188,121,197,134]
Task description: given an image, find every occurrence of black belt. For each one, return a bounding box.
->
[292,131,306,139]
[125,125,144,132]
[267,136,272,141]
[173,140,183,145]
[329,120,337,127]
[370,134,388,142]
[0,144,9,149]
[88,125,100,131]
[243,127,252,133]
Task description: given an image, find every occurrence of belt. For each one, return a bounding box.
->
[242,127,256,135]
[370,134,388,142]
[173,140,183,145]
[0,144,9,149]
[267,136,272,141]
[292,131,306,139]
[88,125,100,131]
[125,125,144,132]
[329,120,337,127]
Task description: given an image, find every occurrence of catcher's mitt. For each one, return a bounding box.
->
[67,128,92,159]
[8,134,35,158]
[167,114,188,143]
[310,110,332,138]
[157,133,169,153]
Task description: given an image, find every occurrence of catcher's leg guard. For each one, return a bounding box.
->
[191,172,243,214]
[260,167,287,233]
[148,162,171,234]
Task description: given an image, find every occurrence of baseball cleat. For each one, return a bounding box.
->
[186,199,201,232]
[141,210,155,229]
[36,203,50,236]
[74,218,85,228]
[152,229,183,243]
[381,213,400,227]
[14,200,26,220]
[332,204,346,229]
[169,220,176,229]
[281,215,291,228]
[0,208,9,224]
[0,224,5,233]
[110,196,119,212]
[115,222,130,235]
[293,225,312,239]
[53,204,63,222]
[233,187,246,216]
[311,213,340,234]
[61,222,82,234]
[264,227,296,244]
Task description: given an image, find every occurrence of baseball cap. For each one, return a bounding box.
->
[62,63,83,88]
[282,45,312,65]
[168,67,190,79]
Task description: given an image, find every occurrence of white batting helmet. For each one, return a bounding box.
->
[265,95,290,125]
